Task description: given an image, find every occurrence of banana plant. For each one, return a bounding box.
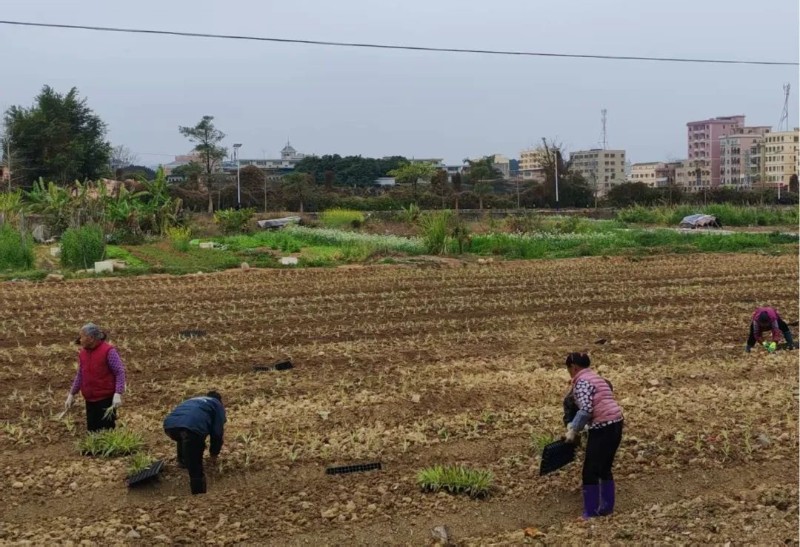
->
[25,179,71,233]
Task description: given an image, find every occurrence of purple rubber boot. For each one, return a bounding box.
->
[582,484,600,519]
[599,480,616,515]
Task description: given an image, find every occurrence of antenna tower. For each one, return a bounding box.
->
[601,109,608,149]
[779,83,790,131]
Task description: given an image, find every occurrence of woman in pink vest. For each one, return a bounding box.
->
[564,352,623,519]
[64,323,127,432]
[746,306,795,352]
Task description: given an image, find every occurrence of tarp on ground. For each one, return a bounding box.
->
[679,214,721,228]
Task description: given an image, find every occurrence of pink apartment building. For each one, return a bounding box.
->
[686,115,745,189]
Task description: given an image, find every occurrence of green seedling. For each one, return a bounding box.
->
[103,406,116,421]
[127,452,156,475]
[417,464,493,498]
[78,428,144,458]
[531,432,556,455]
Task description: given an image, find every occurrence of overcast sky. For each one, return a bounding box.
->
[2,0,798,166]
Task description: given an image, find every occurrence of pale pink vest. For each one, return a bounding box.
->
[572,368,623,424]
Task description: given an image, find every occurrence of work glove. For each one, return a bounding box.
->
[565,427,577,443]
[112,393,122,408]
[64,393,74,410]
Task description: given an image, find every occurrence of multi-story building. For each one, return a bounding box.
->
[757,128,799,189]
[492,154,511,179]
[629,162,661,187]
[231,141,306,172]
[686,115,745,189]
[569,149,626,195]
[629,162,680,188]
[675,160,697,188]
[519,148,544,181]
[720,126,771,188]
[163,152,204,176]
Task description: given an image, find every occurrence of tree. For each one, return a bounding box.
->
[171,162,202,182]
[179,116,227,213]
[282,172,315,212]
[388,162,436,203]
[110,145,138,176]
[430,168,450,208]
[238,165,267,210]
[118,165,156,181]
[605,182,656,207]
[463,157,502,209]
[451,172,463,210]
[4,86,111,186]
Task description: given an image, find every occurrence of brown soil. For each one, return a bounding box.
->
[0,253,797,545]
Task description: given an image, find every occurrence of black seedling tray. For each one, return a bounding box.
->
[179,330,207,338]
[325,462,382,475]
[253,358,294,372]
[539,440,576,476]
[127,460,164,487]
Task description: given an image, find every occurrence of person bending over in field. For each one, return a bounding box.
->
[564,352,623,520]
[64,323,127,432]
[163,391,227,495]
[746,306,795,353]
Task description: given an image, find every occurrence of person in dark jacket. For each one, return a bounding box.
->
[163,391,227,495]
[746,306,795,352]
[64,323,127,432]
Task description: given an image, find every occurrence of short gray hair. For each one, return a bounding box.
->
[80,323,104,340]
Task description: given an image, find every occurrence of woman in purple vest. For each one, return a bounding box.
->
[564,352,623,519]
[63,323,127,432]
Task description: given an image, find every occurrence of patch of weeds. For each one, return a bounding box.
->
[78,428,144,457]
[417,464,493,498]
[531,431,556,455]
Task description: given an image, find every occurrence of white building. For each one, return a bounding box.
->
[570,149,627,195]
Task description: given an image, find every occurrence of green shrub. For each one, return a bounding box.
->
[0,224,35,271]
[417,464,493,498]
[214,208,255,234]
[320,208,365,229]
[399,203,421,223]
[78,428,144,457]
[419,210,454,254]
[60,224,106,269]
[339,242,376,262]
[166,226,192,252]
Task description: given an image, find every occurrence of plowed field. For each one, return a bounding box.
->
[1,253,797,545]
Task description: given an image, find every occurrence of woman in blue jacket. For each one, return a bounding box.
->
[163,391,227,495]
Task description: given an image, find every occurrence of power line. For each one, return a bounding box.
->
[1,20,797,67]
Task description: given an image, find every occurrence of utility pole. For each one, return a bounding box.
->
[601,109,608,150]
[779,83,791,132]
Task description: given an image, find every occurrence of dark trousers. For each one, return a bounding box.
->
[583,421,623,485]
[165,427,207,494]
[747,319,791,347]
[86,397,116,432]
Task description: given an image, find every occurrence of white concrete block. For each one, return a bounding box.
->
[279,257,299,266]
[199,242,215,249]
[94,260,115,274]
